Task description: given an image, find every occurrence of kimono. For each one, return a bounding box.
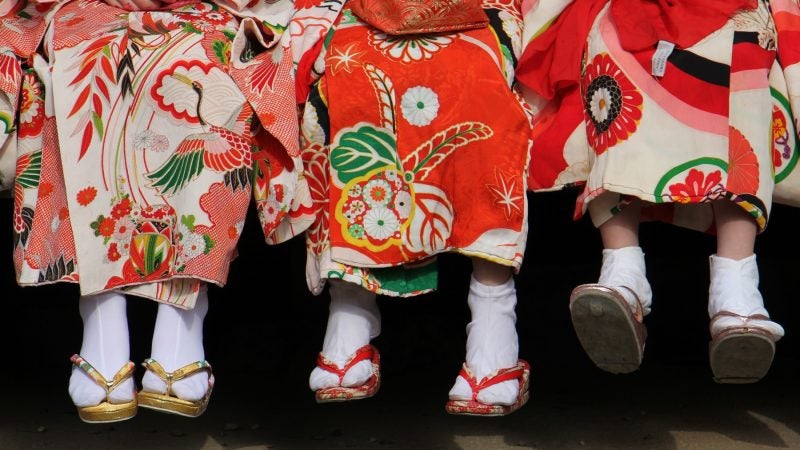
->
[518,0,800,232]
[281,0,533,297]
[2,0,302,308]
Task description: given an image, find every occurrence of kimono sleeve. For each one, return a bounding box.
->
[227,7,310,244]
[517,0,590,192]
[0,0,57,192]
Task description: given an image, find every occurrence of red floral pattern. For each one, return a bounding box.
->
[18,72,45,139]
[111,197,133,219]
[668,169,723,203]
[581,53,643,155]
[772,105,790,169]
[295,0,326,9]
[726,126,759,195]
[76,186,97,206]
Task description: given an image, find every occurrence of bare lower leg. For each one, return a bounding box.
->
[713,200,756,260]
[598,199,642,249]
[471,257,513,286]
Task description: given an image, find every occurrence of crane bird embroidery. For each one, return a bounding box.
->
[147,73,254,195]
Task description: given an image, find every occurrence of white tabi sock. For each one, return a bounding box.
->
[449,275,520,406]
[708,254,784,339]
[69,292,134,407]
[309,280,380,391]
[599,246,653,315]
[141,287,209,401]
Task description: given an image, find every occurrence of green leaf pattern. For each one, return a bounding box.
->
[16,151,42,189]
[330,125,400,184]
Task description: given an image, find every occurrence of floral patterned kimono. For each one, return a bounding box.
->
[2,0,302,308]
[517,0,800,232]
[281,0,532,296]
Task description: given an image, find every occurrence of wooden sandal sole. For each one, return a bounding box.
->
[710,331,775,384]
[570,286,644,374]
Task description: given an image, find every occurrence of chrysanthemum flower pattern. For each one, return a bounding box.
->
[401,86,439,127]
[582,53,643,155]
[341,169,411,246]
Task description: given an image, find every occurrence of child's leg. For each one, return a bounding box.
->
[709,200,783,347]
[599,197,642,249]
[595,199,652,315]
[448,258,520,406]
[713,199,757,259]
[309,280,380,390]
[569,198,652,374]
[69,292,134,407]
[141,285,210,401]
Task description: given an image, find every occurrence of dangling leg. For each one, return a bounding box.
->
[68,291,137,423]
[596,198,652,315]
[69,291,134,407]
[141,285,210,402]
[309,279,381,401]
[447,258,528,415]
[708,200,783,383]
[570,198,651,374]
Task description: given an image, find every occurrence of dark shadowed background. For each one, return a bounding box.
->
[1,191,798,449]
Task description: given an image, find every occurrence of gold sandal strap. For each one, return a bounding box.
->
[71,354,107,387]
[71,354,135,402]
[108,362,136,392]
[169,361,212,383]
[142,358,212,395]
[141,358,168,380]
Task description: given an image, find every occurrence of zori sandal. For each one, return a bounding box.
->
[137,359,214,418]
[314,344,381,403]
[569,284,647,374]
[445,360,531,417]
[70,354,138,424]
[709,312,780,384]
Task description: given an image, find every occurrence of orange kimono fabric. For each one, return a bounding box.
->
[300,5,531,295]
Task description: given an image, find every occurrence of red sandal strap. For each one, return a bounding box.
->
[458,362,526,402]
[316,345,376,384]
